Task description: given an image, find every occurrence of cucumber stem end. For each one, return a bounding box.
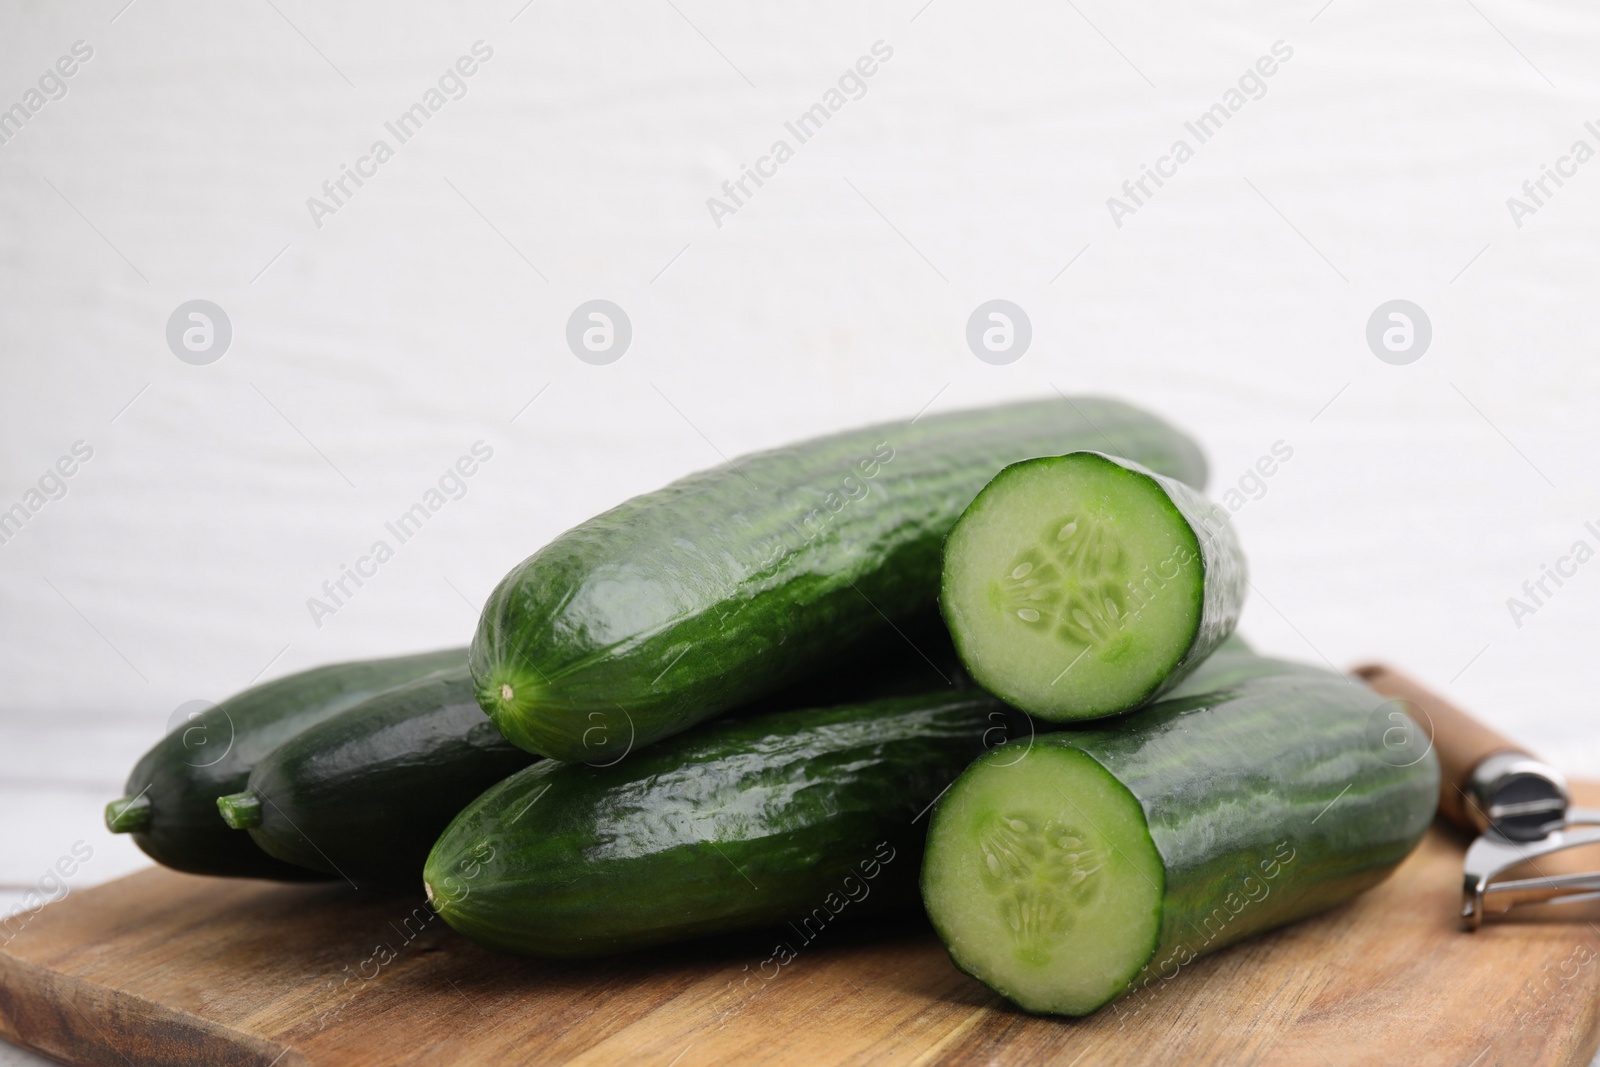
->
[105,794,151,833]
[216,791,264,830]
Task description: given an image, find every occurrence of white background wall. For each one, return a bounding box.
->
[3,0,1600,1060]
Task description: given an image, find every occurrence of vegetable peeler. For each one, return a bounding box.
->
[1354,665,1600,929]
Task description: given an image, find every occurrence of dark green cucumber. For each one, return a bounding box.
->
[216,667,537,891]
[473,397,1206,761]
[425,690,1018,956]
[941,451,1245,720]
[108,648,464,879]
[921,644,1439,1017]
[217,617,967,892]
[731,607,973,709]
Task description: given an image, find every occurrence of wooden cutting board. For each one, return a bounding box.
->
[3,785,1599,1067]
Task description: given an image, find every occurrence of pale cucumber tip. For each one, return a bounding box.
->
[476,663,546,750]
[216,791,263,830]
[105,794,151,833]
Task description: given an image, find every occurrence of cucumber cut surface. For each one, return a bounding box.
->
[920,746,1163,1016]
[921,643,1440,1018]
[942,451,1243,720]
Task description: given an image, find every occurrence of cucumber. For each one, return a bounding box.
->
[920,644,1439,1017]
[941,451,1244,720]
[473,397,1206,761]
[424,689,1018,957]
[107,648,464,879]
[215,667,537,891]
[213,618,964,891]
[711,606,972,713]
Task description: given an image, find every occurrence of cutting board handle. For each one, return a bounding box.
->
[1350,664,1533,831]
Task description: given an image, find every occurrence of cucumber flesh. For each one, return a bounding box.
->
[920,745,1162,1015]
[942,451,1243,720]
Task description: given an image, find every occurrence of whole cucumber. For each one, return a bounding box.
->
[107,648,464,879]
[215,616,966,890]
[425,690,1017,956]
[473,397,1205,761]
[216,667,536,890]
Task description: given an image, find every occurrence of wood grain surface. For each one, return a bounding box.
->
[2,786,1599,1067]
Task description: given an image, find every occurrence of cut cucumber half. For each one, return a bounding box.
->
[920,745,1163,1015]
[941,451,1244,720]
[473,398,1206,761]
[921,644,1441,1018]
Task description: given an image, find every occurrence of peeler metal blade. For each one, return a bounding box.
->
[1462,808,1600,929]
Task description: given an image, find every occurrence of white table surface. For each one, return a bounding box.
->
[4,1,1600,1063]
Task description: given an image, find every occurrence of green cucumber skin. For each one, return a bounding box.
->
[1097,667,1436,989]
[236,620,953,889]
[235,627,955,891]
[1161,633,1318,697]
[722,608,971,714]
[120,648,465,879]
[939,647,1439,1015]
[1095,450,1246,711]
[426,691,1013,957]
[473,397,1207,761]
[239,667,537,890]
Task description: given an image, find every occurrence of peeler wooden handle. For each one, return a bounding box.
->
[1351,663,1549,832]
